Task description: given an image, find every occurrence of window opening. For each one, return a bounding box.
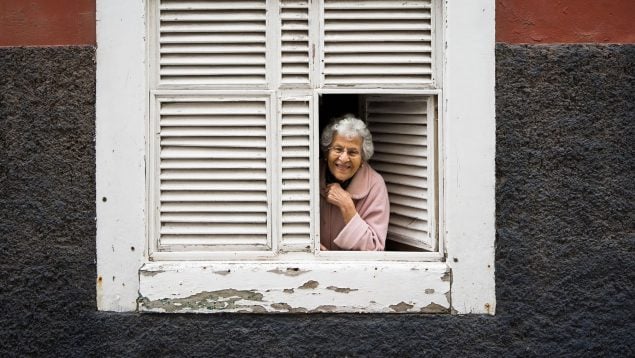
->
[318,93,437,252]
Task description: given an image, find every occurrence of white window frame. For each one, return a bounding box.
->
[96,0,495,314]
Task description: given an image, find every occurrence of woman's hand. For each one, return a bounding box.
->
[326,183,357,223]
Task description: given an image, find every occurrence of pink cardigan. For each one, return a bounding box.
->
[320,163,390,250]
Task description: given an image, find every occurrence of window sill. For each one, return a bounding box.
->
[139,261,451,313]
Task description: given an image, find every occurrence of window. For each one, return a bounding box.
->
[96,0,496,314]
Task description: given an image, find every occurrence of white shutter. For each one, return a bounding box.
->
[322,0,433,87]
[365,95,436,250]
[155,95,271,251]
[157,0,268,86]
[279,96,314,251]
[280,0,311,86]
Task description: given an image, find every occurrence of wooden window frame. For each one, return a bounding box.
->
[96,0,496,314]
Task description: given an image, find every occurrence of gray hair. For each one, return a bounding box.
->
[320,114,374,161]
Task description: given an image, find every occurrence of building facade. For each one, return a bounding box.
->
[0,0,633,355]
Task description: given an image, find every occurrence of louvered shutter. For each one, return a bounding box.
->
[322,0,433,87]
[365,95,436,250]
[157,0,268,86]
[280,0,311,86]
[154,96,271,251]
[279,96,314,251]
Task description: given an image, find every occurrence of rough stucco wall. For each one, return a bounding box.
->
[0,45,633,356]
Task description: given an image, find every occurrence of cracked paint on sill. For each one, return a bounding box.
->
[267,268,310,277]
[270,303,308,313]
[389,302,414,312]
[326,286,358,293]
[420,302,449,314]
[298,280,319,289]
[139,289,264,313]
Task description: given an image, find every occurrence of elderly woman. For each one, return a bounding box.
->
[320,114,390,251]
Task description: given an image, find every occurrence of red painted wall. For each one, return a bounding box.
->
[0,1,634,46]
[0,0,95,46]
[496,0,635,43]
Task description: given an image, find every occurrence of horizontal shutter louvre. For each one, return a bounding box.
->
[158,0,267,86]
[366,95,435,250]
[322,0,433,87]
[281,0,311,86]
[157,97,270,251]
[280,97,313,251]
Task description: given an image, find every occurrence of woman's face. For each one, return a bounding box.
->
[327,134,363,182]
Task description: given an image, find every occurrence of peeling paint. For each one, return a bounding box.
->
[283,288,294,294]
[140,289,264,313]
[298,280,319,289]
[268,267,310,277]
[441,271,452,282]
[425,289,435,294]
[389,302,414,312]
[271,303,308,313]
[141,270,163,277]
[327,286,358,294]
[420,302,449,314]
[310,305,336,313]
[213,270,231,276]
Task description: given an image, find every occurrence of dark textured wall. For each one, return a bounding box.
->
[0,45,633,357]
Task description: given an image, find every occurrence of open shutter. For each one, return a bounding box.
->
[321,0,433,87]
[279,96,314,251]
[364,95,436,250]
[154,95,271,251]
[156,0,268,86]
[280,0,311,86]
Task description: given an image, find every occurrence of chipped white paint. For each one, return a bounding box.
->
[139,262,450,313]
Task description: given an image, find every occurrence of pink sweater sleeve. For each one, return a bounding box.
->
[333,180,390,251]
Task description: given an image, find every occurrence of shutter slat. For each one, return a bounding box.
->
[160,23,267,33]
[160,117,267,127]
[368,123,427,135]
[325,42,431,53]
[373,153,427,167]
[161,43,266,54]
[325,53,431,64]
[161,159,266,169]
[324,64,432,75]
[160,127,266,137]
[161,202,268,213]
[161,212,267,223]
[324,0,430,9]
[386,182,427,198]
[160,12,266,22]
[161,223,267,235]
[160,1,266,10]
[161,169,267,180]
[161,180,267,191]
[161,191,267,202]
[160,147,266,159]
[371,161,426,177]
[160,236,267,246]
[373,134,428,146]
[325,9,431,20]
